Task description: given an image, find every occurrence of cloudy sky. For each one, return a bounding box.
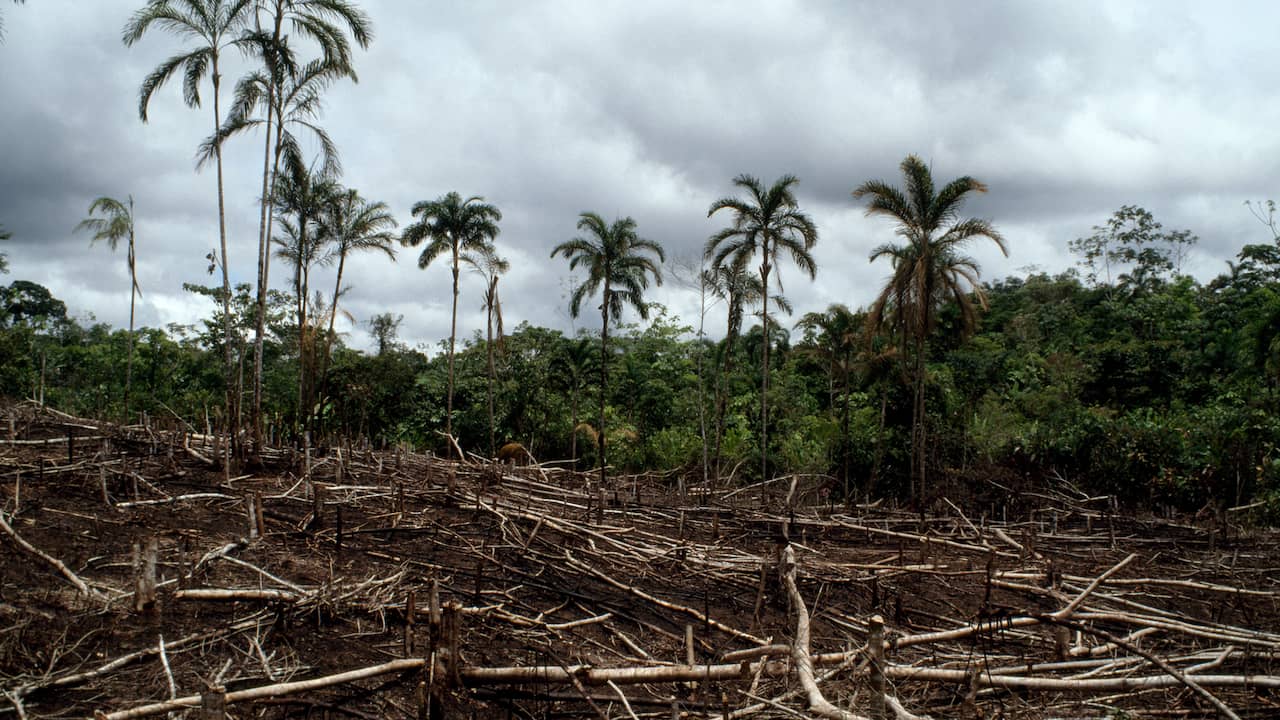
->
[1,0,1277,353]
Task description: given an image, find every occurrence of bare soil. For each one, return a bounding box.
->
[1,403,1278,719]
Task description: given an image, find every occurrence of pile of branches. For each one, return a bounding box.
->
[1,402,1278,718]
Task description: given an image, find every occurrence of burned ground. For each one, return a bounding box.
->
[1,403,1278,719]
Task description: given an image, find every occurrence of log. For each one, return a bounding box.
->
[96,658,427,719]
[779,544,868,720]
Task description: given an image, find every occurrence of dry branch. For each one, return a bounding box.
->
[0,510,106,601]
[780,544,869,720]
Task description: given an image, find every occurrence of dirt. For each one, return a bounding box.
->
[1,403,1278,719]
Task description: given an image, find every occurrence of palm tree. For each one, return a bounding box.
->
[124,0,254,459]
[796,304,859,493]
[0,0,25,43]
[702,259,793,483]
[401,192,501,453]
[233,0,371,455]
[706,174,817,482]
[315,188,396,428]
[209,57,347,434]
[271,156,339,434]
[854,154,1005,501]
[554,336,597,467]
[75,196,141,420]
[551,213,665,492]
[463,246,510,458]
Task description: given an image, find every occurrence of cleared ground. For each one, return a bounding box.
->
[2,403,1278,719]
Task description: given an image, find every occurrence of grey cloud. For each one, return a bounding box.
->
[2,0,1279,350]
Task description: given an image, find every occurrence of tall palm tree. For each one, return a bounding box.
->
[401,192,501,452]
[124,0,254,459]
[706,174,818,483]
[271,156,338,434]
[315,188,396,428]
[551,213,665,492]
[236,0,371,455]
[854,154,1005,501]
[75,196,141,420]
[463,246,510,458]
[703,262,794,483]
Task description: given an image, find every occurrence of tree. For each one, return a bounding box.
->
[854,154,1005,500]
[551,213,665,492]
[271,156,339,434]
[702,261,793,482]
[315,187,396,427]
[124,0,254,461]
[75,195,141,419]
[401,192,501,453]
[237,0,371,454]
[1070,205,1198,295]
[554,336,597,468]
[368,312,402,356]
[706,174,817,482]
[795,304,859,491]
[463,246,510,458]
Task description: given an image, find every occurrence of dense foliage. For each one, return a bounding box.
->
[4,202,1280,517]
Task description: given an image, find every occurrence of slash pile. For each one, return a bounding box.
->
[1,403,1278,718]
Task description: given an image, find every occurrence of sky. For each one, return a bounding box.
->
[1,0,1278,353]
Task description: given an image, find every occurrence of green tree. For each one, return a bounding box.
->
[368,312,403,356]
[706,174,817,482]
[75,195,141,419]
[315,187,396,426]
[854,154,1005,500]
[553,336,597,467]
[232,1,370,452]
[795,303,860,491]
[401,192,501,452]
[552,213,665,490]
[124,0,254,459]
[214,57,349,447]
[1070,205,1197,296]
[463,246,510,458]
[271,156,339,433]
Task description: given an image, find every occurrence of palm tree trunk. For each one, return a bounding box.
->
[711,298,740,487]
[912,336,927,502]
[318,251,347,436]
[485,284,496,458]
[570,383,579,466]
[294,258,306,438]
[211,54,236,468]
[124,200,136,422]
[598,285,611,492]
[759,259,771,483]
[447,246,459,455]
[251,83,276,457]
[841,355,851,499]
[870,385,887,494]
[694,275,708,494]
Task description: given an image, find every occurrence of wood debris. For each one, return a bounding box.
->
[0,402,1276,718]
